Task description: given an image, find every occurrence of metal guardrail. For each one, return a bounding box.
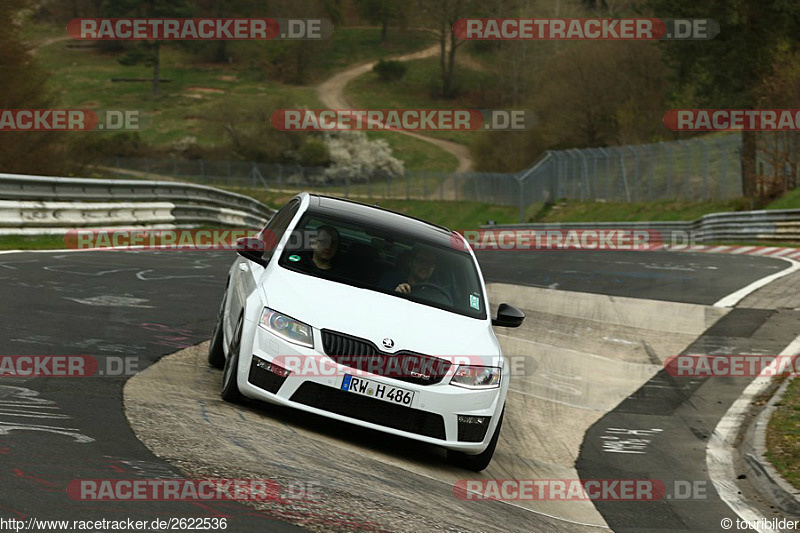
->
[0,173,274,236]
[482,209,800,244]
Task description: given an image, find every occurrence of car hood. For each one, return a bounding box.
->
[261,266,499,357]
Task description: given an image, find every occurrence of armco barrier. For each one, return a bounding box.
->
[482,209,800,244]
[0,173,274,236]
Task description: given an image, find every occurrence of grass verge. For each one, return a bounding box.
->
[533,198,750,223]
[766,377,800,490]
[0,235,70,250]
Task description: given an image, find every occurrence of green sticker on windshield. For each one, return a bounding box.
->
[469,294,480,310]
[288,254,301,262]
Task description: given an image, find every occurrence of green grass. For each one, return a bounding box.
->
[766,188,800,210]
[35,40,321,147]
[766,377,800,490]
[345,57,496,145]
[312,28,436,77]
[532,198,750,223]
[221,186,540,229]
[30,26,433,150]
[0,235,70,250]
[365,131,458,172]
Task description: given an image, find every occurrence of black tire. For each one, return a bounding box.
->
[447,408,504,472]
[207,291,227,369]
[221,314,245,403]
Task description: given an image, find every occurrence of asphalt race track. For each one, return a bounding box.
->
[0,248,795,531]
[474,250,788,305]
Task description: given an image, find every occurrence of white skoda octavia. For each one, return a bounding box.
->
[208,193,524,471]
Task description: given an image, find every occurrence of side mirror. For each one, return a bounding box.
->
[492,303,525,328]
[236,237,269,267]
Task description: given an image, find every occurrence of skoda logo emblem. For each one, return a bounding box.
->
[382,338,394,349]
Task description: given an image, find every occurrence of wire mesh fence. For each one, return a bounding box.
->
[518,133,743,207]
[101,157,521,204]
[102,133,745,221]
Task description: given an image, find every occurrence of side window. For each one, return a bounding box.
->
[261,200,300,261]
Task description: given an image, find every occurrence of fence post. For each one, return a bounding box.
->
[648,145,655,200]
[518,176,525,223]
[597,147,609,200]
[718,137,727,200]
[681,140,691,197]
[619,149,631,202]
[703,139,709,199]
[630,145,640,202]
[666,143,673,197]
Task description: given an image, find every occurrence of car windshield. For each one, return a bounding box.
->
[277,212,486,319]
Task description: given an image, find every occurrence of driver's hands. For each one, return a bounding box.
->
[395,283,411,294]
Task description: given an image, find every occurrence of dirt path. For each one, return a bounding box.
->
[316,44,474,174]
[30,35,71,55]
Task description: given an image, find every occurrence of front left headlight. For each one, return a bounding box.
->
[259,308,314,348]
[450,365,501,389]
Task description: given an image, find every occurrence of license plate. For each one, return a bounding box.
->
[341,374,415,406]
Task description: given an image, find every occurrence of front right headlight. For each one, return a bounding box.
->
[450,365,501,389]
[258,308,314,348]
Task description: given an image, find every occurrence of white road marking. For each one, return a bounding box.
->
[713,256,800,308]
[706,334,800,533]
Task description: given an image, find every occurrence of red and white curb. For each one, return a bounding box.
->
[663,244,800,260]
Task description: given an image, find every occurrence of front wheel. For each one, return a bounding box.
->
[207,291,227,369]
[447,408,504,472]
[221,314,245,403]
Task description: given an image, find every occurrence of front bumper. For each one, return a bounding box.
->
[236,323,506,453]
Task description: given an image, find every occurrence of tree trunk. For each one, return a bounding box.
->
[215,40,228,63]
[445,21,457,97]
[741,130,757,197]
[439,20,447,97]
[152,42,160,97]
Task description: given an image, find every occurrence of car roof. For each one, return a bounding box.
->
[305,194,458,249]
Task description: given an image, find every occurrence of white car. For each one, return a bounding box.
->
[208,193,524,470]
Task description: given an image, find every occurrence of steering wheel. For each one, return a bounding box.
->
[411,282,453,306]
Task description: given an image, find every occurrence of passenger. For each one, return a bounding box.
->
[302,225,342,274]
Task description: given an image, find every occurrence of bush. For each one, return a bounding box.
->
[298,138,330,167]
[373,59,407,82]
[323,131,404,183]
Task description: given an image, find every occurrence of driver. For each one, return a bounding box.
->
[381,244,438,294]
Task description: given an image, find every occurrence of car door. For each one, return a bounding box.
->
[227,199,301,340]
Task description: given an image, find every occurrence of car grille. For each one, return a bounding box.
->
[321,330,452,386]
[290,382,446,439]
